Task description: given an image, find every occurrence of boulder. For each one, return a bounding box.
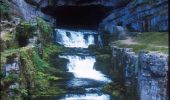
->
[99,23,127,39]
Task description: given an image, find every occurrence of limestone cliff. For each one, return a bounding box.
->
[100,0,168,33]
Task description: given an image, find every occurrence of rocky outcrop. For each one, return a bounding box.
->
[112,46,138,99]
[138,51,168,100]
[111,46,168,100]
[100,0,168,32]
[100,24,128,40]
[1,52,21,99]
[6,0,55,25]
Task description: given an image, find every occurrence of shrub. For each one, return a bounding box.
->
[36,17,53,44]
[16,21,37,47]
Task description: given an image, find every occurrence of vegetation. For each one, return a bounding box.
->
[0,1,11,20]
[113,32,168,54]
[0,17,68,99]
[103,83,126,99]
[36,17,53,44]
[135,32,168,46]
[88,44,113,78]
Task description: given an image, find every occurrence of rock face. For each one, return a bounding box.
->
[138,51,168,100]
[99,24,127,39]
[112,47,138,99]
[1,53,21,99]
[111,46,168,100]
[100,0,168,32]
[8,0,55,24]
[47,0,131,7]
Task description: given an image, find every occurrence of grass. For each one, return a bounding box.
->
[134,32,168,46]
[113,32,169,54]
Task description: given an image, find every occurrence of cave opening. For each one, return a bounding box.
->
[42,5,112,29]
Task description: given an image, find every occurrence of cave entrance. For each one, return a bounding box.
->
[17,35,28,47]
[41,5,112,29]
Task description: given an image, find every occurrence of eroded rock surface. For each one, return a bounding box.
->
[100,0,168,32]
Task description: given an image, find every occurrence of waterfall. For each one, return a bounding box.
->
[55,29,97,48]
[59,55,111,82]
[60,93,110,100]
[87,35,95,46]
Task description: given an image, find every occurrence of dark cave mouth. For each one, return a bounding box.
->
[42,5,112,29]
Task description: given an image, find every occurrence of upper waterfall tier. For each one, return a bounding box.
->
[54,29,100,48]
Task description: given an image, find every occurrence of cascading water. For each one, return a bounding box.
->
[58,55,111,100]
[59,55,111,82]
[60,93,110,100]
[55,29,96,48]
[52,28,112,100]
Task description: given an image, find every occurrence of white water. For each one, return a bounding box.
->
[60,93,110,100]
[57,29,111,99]
[59,55,111,82]
[55,29,95,48]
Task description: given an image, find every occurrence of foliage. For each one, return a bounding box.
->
[19,47,66,97]
[0,1,10,20]
[36,17,53,43]
[1,15,67,99]
[32,50,49,70]
[103,83,125,97]
[1,32,18,51]
[88,45,111,55]
[2,32,12,41]
[43,43,65,61]
[16,21,36,38]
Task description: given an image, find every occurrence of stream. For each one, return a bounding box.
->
[40,29,112,100]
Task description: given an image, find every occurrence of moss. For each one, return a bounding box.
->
[16,21,36,38]
[1,16,67,99]
[43,43,65,61]
[36,17,53,44]
[103,83,125,97]
[96,54,111,63]
[112,90,120,96]
[88,45,112,55]
[23,47,66,96]
[1,46,66,99]
[2,32,13,41]
[1,32,18,51]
